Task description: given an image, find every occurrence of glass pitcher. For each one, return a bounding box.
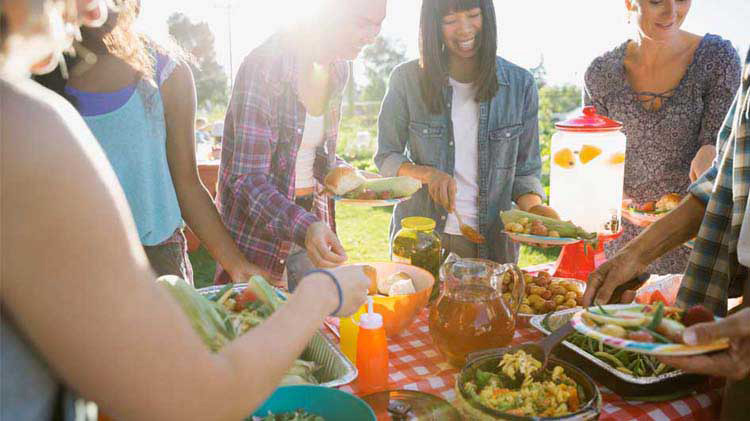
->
[428,254,525,367]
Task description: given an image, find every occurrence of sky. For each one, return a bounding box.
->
[138,0,750,87]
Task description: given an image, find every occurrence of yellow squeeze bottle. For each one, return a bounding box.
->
[339,306,366,364]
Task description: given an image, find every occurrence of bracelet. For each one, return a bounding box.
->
[304,269,343,316]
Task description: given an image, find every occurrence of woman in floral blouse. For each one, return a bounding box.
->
[584,0,741,274]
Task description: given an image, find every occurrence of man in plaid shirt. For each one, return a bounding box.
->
[585,48,750,419]
[215,1,386,287]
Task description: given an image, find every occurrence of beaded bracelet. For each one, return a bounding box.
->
[304,269,343,316]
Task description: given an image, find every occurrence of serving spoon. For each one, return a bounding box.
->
[455,211,485,244]
[466,322,575,380]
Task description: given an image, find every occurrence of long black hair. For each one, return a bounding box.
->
[419,0,499,114]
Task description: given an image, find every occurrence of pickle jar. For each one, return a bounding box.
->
[391,217,442,301]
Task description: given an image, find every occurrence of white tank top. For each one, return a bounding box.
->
[295,113,325,190]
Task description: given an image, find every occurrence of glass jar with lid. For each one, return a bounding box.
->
[391,217,441,301]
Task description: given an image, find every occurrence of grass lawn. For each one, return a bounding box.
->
[189,205,559,288]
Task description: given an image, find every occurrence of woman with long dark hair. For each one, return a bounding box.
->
[35,0,263,284]
[375,0,556,263]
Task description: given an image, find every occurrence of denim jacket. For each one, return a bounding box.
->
[375,57,545,263]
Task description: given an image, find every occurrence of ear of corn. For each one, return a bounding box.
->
[244,275,287,311]
[499,209,597,242]
[159,276,321,384]
[361,176,422,197]
[157,275,236,352]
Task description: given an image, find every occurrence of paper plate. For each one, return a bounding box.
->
[332,195,409,207]
[622,208,667,225]
[505,231,581,246]
[570,304,729,356]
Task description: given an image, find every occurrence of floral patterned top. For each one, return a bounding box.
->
[585,34,741,274]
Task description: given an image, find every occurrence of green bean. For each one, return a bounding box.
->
[641,327,670,343]
[595,351,625,368]
[654,362,667,376]
[616,367,635,375]
[648,302,664,330]
[635,359,645,377]
[614,350,631,366]
[642,355,658,375]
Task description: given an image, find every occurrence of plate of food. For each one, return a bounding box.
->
[503,271,584,320]
[622,193,681,225]
[500,209,597,246]
[571,303,729,356]
[531,309,707,400]
[456,349,601,419]
[324,168,421,206]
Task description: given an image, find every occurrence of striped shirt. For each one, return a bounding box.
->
[217,34,349,280]
[678,49,750,316]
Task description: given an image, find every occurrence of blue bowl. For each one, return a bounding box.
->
[251,385,375,421]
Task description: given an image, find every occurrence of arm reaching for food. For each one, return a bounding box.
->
[583,194,706,306]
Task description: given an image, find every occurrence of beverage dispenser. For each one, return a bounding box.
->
[549,106,626,279]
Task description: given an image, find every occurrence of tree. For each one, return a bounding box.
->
[360,36,408,102]
[537,84,582,195]
[167,13,229,111]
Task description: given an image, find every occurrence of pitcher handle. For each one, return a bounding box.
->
[502,263,525,319]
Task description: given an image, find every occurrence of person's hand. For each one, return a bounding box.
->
[305,221,347,268]
[659,308,750,381]
[583,249,645,306]
[690,145,716,182]
[426,168,456,212]
[326,265,371,316]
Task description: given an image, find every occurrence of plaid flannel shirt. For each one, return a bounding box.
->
[217,34,349,280]
[678,49,750,315]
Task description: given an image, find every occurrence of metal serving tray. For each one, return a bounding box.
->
[530,308,705,398]
[198,284,357,388]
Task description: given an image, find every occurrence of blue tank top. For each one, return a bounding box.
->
[66,54,183,245]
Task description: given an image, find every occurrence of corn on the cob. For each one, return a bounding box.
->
[499,209,597,241]
[360,176,422,197]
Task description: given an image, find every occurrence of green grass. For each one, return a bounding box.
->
[190,246,216,289]
[189,205,559,288]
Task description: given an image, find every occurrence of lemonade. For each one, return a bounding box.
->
[549,109,626,234]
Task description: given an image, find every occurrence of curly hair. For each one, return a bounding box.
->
[93,0,156,81]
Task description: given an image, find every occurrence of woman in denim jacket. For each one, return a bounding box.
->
[375,0,556,263]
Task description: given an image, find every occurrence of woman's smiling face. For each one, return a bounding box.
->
[629,0,692,41]
[441,6,482,61]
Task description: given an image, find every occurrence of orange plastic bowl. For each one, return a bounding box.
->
[360,262,435,338]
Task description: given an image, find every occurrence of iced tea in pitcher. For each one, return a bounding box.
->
[428,256,524,367]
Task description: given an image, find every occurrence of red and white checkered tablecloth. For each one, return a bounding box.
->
[328,309,722,421]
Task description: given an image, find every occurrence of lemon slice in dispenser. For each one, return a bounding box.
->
[609,152,626,165]
[553,148,575,169]
[579,145,602,164]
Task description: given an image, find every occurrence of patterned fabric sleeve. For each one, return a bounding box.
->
[226,60,318,246]
[696,40,742,146]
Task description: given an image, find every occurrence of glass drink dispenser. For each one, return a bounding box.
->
[550,106,626,234]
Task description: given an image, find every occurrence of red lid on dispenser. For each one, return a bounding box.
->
[555,106,623,132]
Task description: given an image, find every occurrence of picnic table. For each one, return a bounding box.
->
[327,309,723,420]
